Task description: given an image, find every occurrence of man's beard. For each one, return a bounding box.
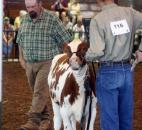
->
[29,11,38,19]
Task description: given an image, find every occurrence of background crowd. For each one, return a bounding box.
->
[2,0,90,60]
[2,0,142,130]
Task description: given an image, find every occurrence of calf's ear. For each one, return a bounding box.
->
[59,42,68,53]
[82,42,89,52]
[81,39,90,48]
[63,42,70,53]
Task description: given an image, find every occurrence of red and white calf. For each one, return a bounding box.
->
[48,39,97,130]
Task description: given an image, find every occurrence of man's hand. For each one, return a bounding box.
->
[19,57,26,69]
[136,50,142,63]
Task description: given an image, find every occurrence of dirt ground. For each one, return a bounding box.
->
[2,62,142,130]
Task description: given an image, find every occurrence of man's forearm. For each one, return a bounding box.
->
[139,42,142,52]
[19,46,24,60]
[18,46,26,69]
[136,50,142,62]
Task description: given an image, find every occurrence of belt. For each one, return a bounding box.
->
[99,60,130,66]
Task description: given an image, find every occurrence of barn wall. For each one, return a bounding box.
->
[4,0,54,18]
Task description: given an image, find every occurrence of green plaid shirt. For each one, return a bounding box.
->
[16,9,72,62]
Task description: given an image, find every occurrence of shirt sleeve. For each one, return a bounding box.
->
[132,9,142,30]
[53,16,73,45]
[85,18,105,61]
[16,16,25,46]
[16,26,22,46]
[132,9,142,51]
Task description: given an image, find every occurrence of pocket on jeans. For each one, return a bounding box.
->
[100,71,117,89]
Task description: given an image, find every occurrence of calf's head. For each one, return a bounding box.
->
[63,39,89,70]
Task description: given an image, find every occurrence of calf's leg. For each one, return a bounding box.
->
[70,115,76,130]
[85,96,97,130]
[60,106,72,130]
[52,100,62,130]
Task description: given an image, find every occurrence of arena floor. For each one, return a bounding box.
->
[2,62,142,130]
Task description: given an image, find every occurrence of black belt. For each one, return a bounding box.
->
[99,60,130,66]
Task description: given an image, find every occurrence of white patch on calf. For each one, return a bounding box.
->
[68,39,83,70]
[68,39,82,53]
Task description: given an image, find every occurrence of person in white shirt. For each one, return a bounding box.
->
[72,16,85,40]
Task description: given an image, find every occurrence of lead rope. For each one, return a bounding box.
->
[80,77,92,130]
[80,86,90,130]
[80,62,96,130]
[86,62,96,130]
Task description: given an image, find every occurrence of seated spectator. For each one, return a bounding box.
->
[62,16,73,32]
[60,11,67,21]
[72,16,85,40]
[67,0,80,24]
[3,17,15,58]
[14,10,27,58]
[14,10,27,31]
[82,18,91,42]
[51,0,69,19]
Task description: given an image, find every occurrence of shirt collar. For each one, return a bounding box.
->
[38,9,46,20]
[102,3,118,11]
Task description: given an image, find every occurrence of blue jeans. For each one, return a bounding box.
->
[3,42,13,56]
[96,63,134,130]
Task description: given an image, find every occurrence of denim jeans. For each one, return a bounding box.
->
[96,63,134,130]
[3,42,13,56]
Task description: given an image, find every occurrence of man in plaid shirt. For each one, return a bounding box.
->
[16,0,72,130]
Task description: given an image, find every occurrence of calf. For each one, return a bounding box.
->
[48,39,97,130]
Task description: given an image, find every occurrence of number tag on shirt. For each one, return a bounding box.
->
[110,19,130,36]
